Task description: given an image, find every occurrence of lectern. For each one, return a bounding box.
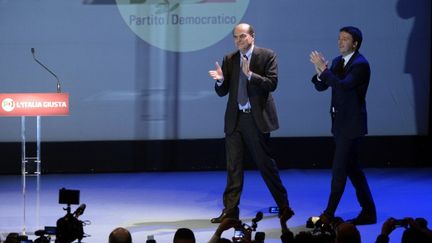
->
[0,93,69,234]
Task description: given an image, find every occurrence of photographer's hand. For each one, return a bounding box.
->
[374,218,395,243]
[381,218,397,236]
[242,226,252,243]
[217,218,242,236]
[404,217,416,229]
[208,218,242,243]
[406,217,432,239]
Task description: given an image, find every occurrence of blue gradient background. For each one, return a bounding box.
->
[0,0,430,141]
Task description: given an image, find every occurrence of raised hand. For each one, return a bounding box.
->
[208,62,224,81]
[310,50,328,74]
[241,55,250,77]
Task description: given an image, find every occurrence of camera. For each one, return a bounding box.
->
[306,216,321,228]
[55,188,87,243]
[232,228,245,242]
[232,211,265,242]
[392,217,428,229]
[306,216,343,239]
[33,227,56,243]
[394,218,409,228]
[306,216,332,232]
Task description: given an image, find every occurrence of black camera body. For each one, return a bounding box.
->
[55,188,86,243]
[306,216,344,239]
[33,227,56,243]
[394,218,409,227]
[306,216,332,233]
[56,214,84,243]
[232,225,265,243]
[232,211,265,242]
[232,227,246,242]
[32,189,87,243]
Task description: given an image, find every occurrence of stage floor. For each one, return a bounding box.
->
[1,168,431,242]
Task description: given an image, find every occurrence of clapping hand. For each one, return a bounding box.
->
[209,62,224,81]
[310,50,328,75]
[241,55,251,77]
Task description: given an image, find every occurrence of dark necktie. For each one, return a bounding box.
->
[237,55,249,106]
[335,58,345,76]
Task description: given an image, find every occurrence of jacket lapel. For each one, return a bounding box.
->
[249,46,260,72]
[233,51,241,94]
[344,51,359,71]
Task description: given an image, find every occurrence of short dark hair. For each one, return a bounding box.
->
[340,26,363,50]
[173,228,195,243]
[335,223,361,243]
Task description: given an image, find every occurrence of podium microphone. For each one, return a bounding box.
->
[31,47,61,93]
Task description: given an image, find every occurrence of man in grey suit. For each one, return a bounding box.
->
[310,26,376,225]
[208,23,294,223]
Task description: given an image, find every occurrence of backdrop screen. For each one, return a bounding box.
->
[0,0,430,141]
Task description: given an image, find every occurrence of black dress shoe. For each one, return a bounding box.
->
[211,208,239,223]
[318,212,333,225]
[278,207,295,221]
[346,211,377,225]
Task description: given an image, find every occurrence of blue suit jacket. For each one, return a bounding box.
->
[312,51,370,138]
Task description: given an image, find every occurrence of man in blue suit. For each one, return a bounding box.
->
[310,26,376,225]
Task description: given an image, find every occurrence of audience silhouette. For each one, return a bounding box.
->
[173,228,196,243]
[375,217,432,243]
[108,227,132,243]
[2,214,432,243]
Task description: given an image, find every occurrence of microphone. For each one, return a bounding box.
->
[251,211,263,231]
[73,203,86,218]
[31,48,61,93]
[252,211,263,223]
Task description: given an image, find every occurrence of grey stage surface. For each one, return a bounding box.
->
[1,168,431,242]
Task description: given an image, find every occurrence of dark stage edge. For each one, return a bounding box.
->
[1,136,430,174]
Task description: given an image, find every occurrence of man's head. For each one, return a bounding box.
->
[233,23,255,53]
[109,227,132,243]
[338,26,363,55]
[335,222,361,243]
[173,228,195,243]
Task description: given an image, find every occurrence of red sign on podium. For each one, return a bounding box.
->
[0,93,69,116]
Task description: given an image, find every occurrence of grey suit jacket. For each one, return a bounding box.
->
[215,46,279,135]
